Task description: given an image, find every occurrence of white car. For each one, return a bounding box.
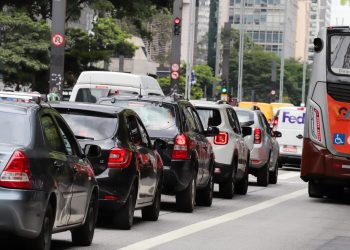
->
[272,106,306,167]
[191,101,251,199]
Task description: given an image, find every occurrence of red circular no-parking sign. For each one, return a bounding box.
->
[171,71,180,80]
[52,34,64,46]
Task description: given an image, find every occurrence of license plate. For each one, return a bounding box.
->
[283,145,297,153]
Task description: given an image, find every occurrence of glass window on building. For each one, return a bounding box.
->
[255,0,261,4]
[273,31,279,43]
[234,14,240,24]
[253,31,259,41]
[259,31,266,42]
[266,31,272,42]
[260,14,267,24]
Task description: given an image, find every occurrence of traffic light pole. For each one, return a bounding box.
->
[185,0,196,100]
[170,0,183,95]
[49,0,66,97]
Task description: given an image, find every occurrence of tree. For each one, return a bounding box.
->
[0,12,50,88]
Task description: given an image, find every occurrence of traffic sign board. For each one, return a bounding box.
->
[52,34,64,46]
[171,63,180,72]
[171,71,180,80]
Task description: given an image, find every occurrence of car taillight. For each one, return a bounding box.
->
[214,132,229,145]
[0,151,32,189]
[172,134,189,160]
[108,148,132,169]
[254,128,262,144]
[272,117,278,128]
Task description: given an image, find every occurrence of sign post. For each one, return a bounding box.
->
[49,0,67,99]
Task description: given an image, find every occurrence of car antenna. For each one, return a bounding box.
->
[138,83,143,99]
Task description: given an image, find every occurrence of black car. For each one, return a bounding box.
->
[0,93,100,250]
[51,102,165,229]
[100,96,218,213]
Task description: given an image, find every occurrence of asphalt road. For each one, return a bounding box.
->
[5,167,350,250]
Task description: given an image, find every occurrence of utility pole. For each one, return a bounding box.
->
[237,0,245,102]
[214,0,221,80]
[49,0,67,97]
[279,0,288,103]
[185,0,196,100]
[170,0,183,95]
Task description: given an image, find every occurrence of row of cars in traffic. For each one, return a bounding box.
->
[0,71,304,250]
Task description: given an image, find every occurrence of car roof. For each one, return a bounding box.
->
[0,100,40,114]
[49,101,125,115]
[99,95,187,105]
[276,106,306,111]
[233,107,256,114]
[190,100,230,109]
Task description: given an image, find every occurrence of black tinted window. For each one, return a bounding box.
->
[111,101,178,138]
[61,113,118,140]
[41,115,66,153]
[0,112,30,146]
[76,88,138,103]
[196,108,222,128]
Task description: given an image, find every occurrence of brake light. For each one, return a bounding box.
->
[272,117,278,128]
[172,134,189,160]
[254,128,262,144]
[214,132,229,145]
[297,107,305,110]
[108,148,132,169]
[0,151,32,189]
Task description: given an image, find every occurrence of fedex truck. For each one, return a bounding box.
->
[272,107,306,167]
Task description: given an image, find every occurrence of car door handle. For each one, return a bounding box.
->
[53,161,64,169]
[296,134,303,139]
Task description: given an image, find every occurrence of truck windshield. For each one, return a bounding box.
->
[330,35,350,75]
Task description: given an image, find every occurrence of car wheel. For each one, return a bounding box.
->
[142,187,161,221]
[269,160,278,184]
[31,204,53,250]
[257,163,269,187]
[176,173,196,213]
[113,187,136,229]
[235,169,249,195]
[220,168,236,199]
[196,173,214,207]
[71,194,97,246]
[308,181,324,198]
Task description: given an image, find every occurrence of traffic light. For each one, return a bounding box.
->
[221,87,227,93]
[174,17,181,36]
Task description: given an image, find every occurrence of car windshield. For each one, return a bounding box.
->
[196,108,221,129]
[61,113,118,140]
[0,111,30,146]
[235,110,255,126]
[111,100,178,138]
[76,88,138,103]
[330,35,350,75]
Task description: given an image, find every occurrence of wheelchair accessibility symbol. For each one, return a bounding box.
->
[333,133,345,145]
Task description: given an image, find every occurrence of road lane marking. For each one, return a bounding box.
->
[119,188,307,250]
[278,172,300,180]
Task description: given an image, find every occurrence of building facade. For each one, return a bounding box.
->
[295,0,311,61]
[228,0,298,59]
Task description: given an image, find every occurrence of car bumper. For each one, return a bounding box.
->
[301,138,350,185]
[213,162,232,183]
[249,145,269,169]
[0,188,46,238]
[163,160,193,194]
[279,154,302,166]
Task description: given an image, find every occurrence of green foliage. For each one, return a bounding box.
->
[0,12,50,83]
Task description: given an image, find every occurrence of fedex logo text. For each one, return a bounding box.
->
[282,112,305,124]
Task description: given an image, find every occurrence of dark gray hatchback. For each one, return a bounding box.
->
[0,95,100,250]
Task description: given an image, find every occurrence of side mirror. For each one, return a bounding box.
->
[153,139,167,150]
[84,144,102,158]
[241,126,252,137]
[272,131,282,138]
[204,126,219,137]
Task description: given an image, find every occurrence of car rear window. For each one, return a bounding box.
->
[196,108,221,128]
[76,88,138,103]
[235,110,255,126]
[61,112,118,140]
[0,112,30,146]
[114,101,178,138]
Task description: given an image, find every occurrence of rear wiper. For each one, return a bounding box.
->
[75,135,95,140]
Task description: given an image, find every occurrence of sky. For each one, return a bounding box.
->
[331,0,350,25]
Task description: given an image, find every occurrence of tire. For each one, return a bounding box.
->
[269,160,279,184]
[220,175,235,199]
[142,187,161,221]
[235,170,249,195]
[71,194,97,246]
[308,181,324,198]
[325,185,344,200]
[257,164,269,187]
[176,174,196,213]
[113,188,136,230]
[31,204,53,250]
[196,173,214,206]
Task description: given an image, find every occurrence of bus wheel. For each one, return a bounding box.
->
[308,181,324,198]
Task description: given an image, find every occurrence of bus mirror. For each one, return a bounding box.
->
[314,38,323,53]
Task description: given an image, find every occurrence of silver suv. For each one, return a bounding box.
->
[192,101,251,199]
[234,107,281,187]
